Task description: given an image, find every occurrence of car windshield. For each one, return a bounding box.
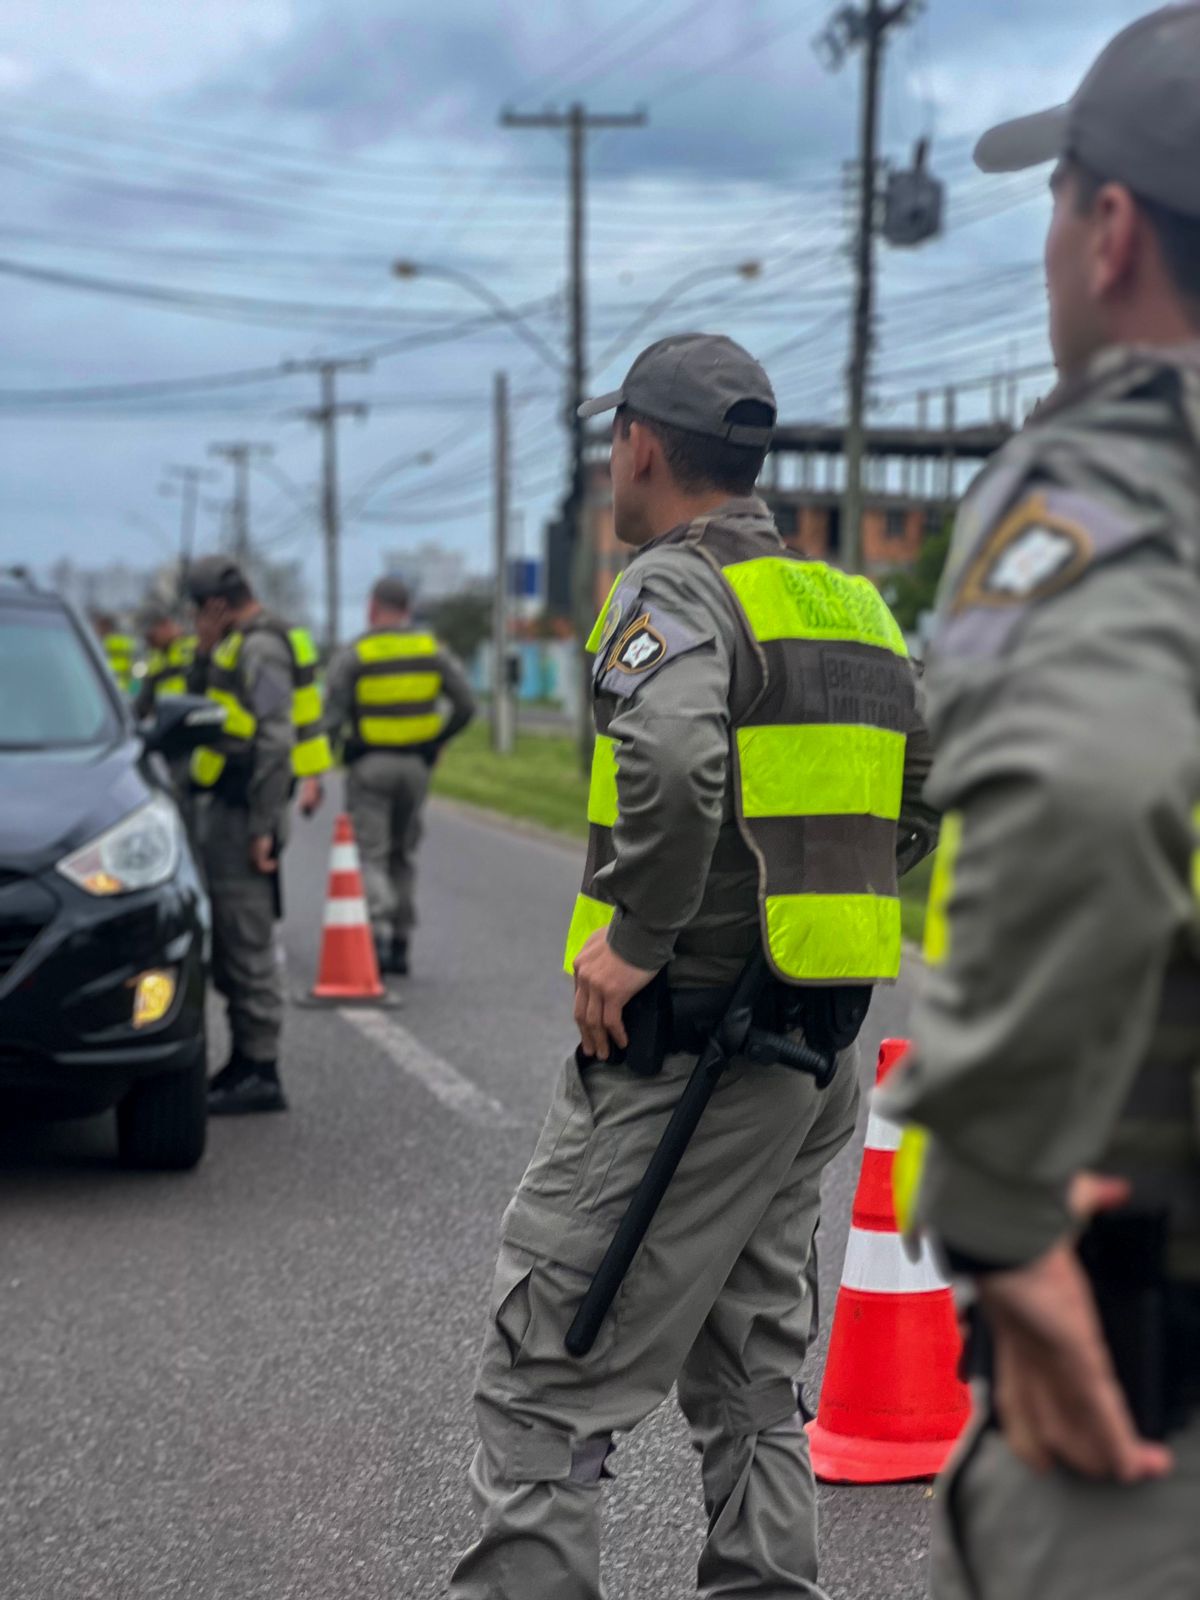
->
[0,601,122,749]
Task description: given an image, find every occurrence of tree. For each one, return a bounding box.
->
[427,588,492,663]
[880,518,952,632]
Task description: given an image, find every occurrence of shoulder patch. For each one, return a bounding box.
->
[612,614,666,674]
[596,604,709,699]
[953,493,1092,612]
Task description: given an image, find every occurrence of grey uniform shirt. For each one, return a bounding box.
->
[594,504,936,988]
[189,624,295,841]
[322,627,477,752]
[878,344,1200,1267]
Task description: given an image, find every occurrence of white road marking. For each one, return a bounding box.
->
[339,1007,514,1126]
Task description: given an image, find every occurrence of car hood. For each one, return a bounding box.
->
[0,738,154,873]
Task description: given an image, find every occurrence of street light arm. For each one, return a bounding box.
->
[592,262,761,375]
[392,259,566,376]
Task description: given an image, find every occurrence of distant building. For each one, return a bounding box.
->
[383,541,469,606]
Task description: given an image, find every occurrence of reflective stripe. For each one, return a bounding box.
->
[864,1105,903,1154]
[191,747,226,787]
[586,577,624,653]
[293,734,333,776]
[330,843,359,872]
[922,811,963,968]
[359,713,443,746]
[562,893,616,975]
[839,1224,950,1295]
[288,627,318,668]
[764,893,901,981]
[737,724,905,821]
[293,683,323,725]
[156,675,188,697]
[1192,803,1200,902]
[323,897,368,927]
[892,1125,928,1234]
[356,631,438,662]
[209,688,257,740]
[356,672,442,705]
[587,735,619,829]
[722,558,908,655]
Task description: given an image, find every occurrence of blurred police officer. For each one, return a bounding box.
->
[91,611,135,695]
[186,556,332,1114]
[134,604,195,719]
[877,9,1200,1596]
[449,334,936,1600]
[322,575,475,976]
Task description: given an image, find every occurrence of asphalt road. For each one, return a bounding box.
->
[0,799,933,1600]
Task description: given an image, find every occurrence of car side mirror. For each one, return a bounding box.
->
[142,695,226,759]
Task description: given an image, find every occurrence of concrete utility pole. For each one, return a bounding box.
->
[819,0,916,574]
[208,442,274,563]
[492,371,515,756]
[501,102,646,771]
[162,464,217,598]
[288,358,371,651]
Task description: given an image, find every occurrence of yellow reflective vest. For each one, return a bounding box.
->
[143,635,196,700]
[564,518,912,987]
[350,630,445,750]
[103,633,136,693]
[191,619,333,790]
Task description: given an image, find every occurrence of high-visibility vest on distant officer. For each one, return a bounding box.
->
[564,518,912,987]
[348,629,446,752]
[191,618,333,790]
[102,632,136,693]
[144,635,196,700]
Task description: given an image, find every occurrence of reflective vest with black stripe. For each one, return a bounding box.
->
[103,633,136,692]
[191,617,334,791]
[348,629,445,753]
[564,515,913,987]
[144,635,196,700]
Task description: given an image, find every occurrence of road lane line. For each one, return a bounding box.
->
[339,1007,514,1126]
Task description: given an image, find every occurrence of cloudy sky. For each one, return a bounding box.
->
[0,0,1148,631]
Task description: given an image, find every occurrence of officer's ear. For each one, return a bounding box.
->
[626,418,660,484]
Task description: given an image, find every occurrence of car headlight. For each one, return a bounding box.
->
[57,793,183,896]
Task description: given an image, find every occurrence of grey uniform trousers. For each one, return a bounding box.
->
[197,798,283,1065]
[931,1404,1200,1599]
[345,751,430,942]
[449,1038,860,1600]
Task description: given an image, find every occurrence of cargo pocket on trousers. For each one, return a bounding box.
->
[521,1053,599,1206]
[492,1249,536,1369]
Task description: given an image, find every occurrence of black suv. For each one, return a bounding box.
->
[0,573,220,1169]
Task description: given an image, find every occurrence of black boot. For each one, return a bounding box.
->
[208,1051,249,1094]
[390,935,409,977]
[208,1059,288,1116]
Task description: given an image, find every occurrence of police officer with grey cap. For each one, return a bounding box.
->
[320,574,476,975]
[185,555,301,1114]
[449,333,935,1599]
[874,8,1200,1595]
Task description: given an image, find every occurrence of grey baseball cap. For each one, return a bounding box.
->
[578,333,777,446]
[185,555,249,603]
[975,3,1200,219]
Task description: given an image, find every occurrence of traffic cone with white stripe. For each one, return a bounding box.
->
[308,814,386,1002]
[806,1038,970,1483]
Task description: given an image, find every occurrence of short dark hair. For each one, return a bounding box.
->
[372,575,411,612]
[1070,158,1200,326]
[616,400,772,495]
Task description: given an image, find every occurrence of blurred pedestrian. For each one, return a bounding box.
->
[321,575,475,976]
[878,8,1200,1596]
[91,610,135,695]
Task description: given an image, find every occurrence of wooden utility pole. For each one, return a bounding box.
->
[492,370,514,756]
[819,0,915,574]
[208,442,273,563]
[500,102,646,771]
[288,357,371,650]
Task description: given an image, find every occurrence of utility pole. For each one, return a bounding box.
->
[287,358,371,651]
[819,0,915,574]
[208,442,274,563]
[492,371,514,755]
[501,102,646,771]
[162,464,217,600]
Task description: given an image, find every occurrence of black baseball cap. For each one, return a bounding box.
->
[975,3,1200,219]
[185,555,248,603]
[578,333,777,447]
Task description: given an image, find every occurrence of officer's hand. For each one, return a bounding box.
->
[978,1239,1174,1484]
[298,777,323,817]
[249,834,278,874]
[572,931,656,1062]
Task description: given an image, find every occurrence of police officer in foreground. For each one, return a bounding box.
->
[185,556,332,1115]
[321,575,475,976]
[449,334,936,1599]
[876,9,1200,1595]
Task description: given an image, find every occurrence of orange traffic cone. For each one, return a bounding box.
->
[307,814,387,1003]
[807,1038,971,1483]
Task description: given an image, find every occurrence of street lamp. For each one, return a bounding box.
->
[592,261,762,373]
[391,259,565,375]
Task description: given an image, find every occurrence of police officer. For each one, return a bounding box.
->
[134,604,195,719]
[186,556,332,1114]
[449,334,936,1599]
[321,575,476,976]
[91,611,136,694]
[876,9,1200,1595]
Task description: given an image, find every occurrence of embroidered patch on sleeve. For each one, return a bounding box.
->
[612,614,666,673]
[596,605,709,698]
[952,492,1093,613]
